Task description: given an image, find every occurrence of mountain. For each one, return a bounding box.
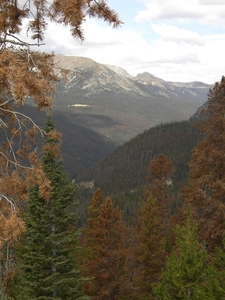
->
[135,72,210,100]
[53,54,212,145]
[20,55,212,178]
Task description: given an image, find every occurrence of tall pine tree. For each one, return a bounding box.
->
[153,209,219,300]
[15,115,87,299]
[183,76,225,251]
[133,194,165,300]
[131,155,173,299]
[80,191,127,300]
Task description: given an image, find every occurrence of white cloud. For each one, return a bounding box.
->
[136,0,225,25]
[144,32,225,83]
[152,24,204,45]
[198,0,225,5]
[39,21,151,66]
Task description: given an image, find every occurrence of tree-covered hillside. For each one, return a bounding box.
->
[77,120,200,194]
[75,119,201,226]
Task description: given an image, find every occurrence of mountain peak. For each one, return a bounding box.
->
[54,54,99,70]
[104,64,132,78]
[137,71,163,79]
[135,72,165,87]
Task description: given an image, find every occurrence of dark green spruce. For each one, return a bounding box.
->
[15,115,88,300]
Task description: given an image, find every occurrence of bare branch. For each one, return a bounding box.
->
[0,107,45,138]
[0,99,14,108]
[0,151,33,170]
[0,37,45,47]
[0,194,16,210]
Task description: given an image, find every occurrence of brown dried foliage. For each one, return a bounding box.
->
[129,156,175,299]
[0,0,121,288]
[144,154,175,212]
[80,191,128,300]
[133,195,166,300]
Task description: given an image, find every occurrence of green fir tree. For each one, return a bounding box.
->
[215,235,225,297]
[15,115,87,299]
[153,209,219,300]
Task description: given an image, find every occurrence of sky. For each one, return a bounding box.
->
[33,0,225,84]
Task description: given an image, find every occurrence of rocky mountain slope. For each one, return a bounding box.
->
[53,55,211,145]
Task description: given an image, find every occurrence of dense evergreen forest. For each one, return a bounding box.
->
[77,120,199,192]
[75,119,201,226]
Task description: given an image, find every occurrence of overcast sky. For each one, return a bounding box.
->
[34,0,225,84]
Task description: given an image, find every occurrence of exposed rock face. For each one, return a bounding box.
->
[104,64,132,78]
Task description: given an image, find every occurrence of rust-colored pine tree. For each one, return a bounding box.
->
[133,194,165,300]
[183,76,225,252]
[146,154,176,250]
[87,188,105,221]
[145,153,175,205]
[0,0,121,290]
[78,188,105,270]
[131,155,174,299]
[80,193,127,300]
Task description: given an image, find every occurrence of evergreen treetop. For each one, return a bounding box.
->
[15,115,87,299]
[153,209,219,300]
